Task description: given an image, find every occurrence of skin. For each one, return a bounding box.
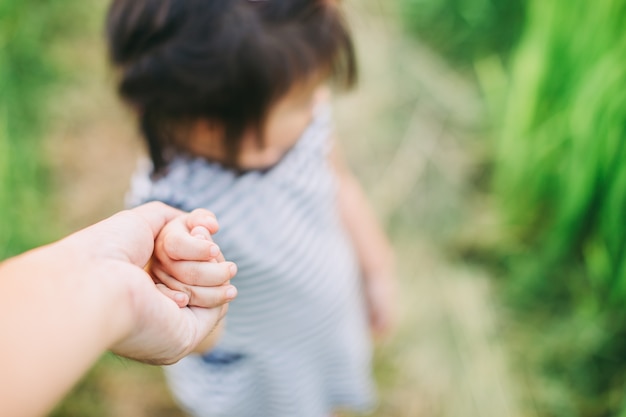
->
[151,208,238,309]
[151,209,238,353]
[186,75,322,170]
[330,144,397,339]
[0,202,237,417]
[161,80,397,345]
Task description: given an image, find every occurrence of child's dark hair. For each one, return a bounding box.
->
[106,0,357,173]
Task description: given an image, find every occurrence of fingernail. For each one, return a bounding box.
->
[191,226,210,240]
[226,286,237,299]
[229,263,238,276]
[174,292,188,306]
[209,244,220,257]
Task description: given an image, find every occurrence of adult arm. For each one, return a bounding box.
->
[0,202,232,417]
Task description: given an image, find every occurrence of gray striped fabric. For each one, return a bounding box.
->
[127,106,376,417]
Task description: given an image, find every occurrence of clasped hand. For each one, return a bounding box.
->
[68,202,237,365]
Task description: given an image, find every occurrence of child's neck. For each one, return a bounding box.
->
[184,122,288,171]
[184,83,328,171]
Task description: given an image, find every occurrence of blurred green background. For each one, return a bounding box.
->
[2,0,626,416]
[0,0,74,257]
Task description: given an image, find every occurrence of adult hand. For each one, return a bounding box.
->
[0,202,235,417]
[61,201,233,364]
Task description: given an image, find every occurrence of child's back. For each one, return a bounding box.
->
[107,1,396,416]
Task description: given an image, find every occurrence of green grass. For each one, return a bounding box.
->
[398,0,525,71]
[489,1,626,415]
[401,0,626,415]
[0,0,88,257]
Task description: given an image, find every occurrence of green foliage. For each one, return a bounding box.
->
[401,0,626,414]
[489,0,626,415]
[398,0,525,68]
[0,0,86,258]
[495,0,626,294]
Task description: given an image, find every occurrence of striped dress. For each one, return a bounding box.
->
[127,105,376,417]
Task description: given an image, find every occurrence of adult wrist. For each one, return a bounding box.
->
[54,236,138,351]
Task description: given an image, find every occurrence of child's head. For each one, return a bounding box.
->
[106,0,357,172]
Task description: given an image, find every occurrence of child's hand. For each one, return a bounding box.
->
[363,268,397,341]
[150,208,238,309]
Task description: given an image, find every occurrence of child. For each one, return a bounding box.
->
[106,0,396,416]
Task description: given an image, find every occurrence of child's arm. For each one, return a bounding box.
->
[329,144,397,339]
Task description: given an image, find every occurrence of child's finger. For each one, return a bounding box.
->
[186,208,220,235]
[186,283,237,309]
[155,283,190,307]
[161,227,222,262]
[191,226,226,262]
[190,226,211,240]
[190,226,226,262]
[153,266,237,309]
[161,260,237,287]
